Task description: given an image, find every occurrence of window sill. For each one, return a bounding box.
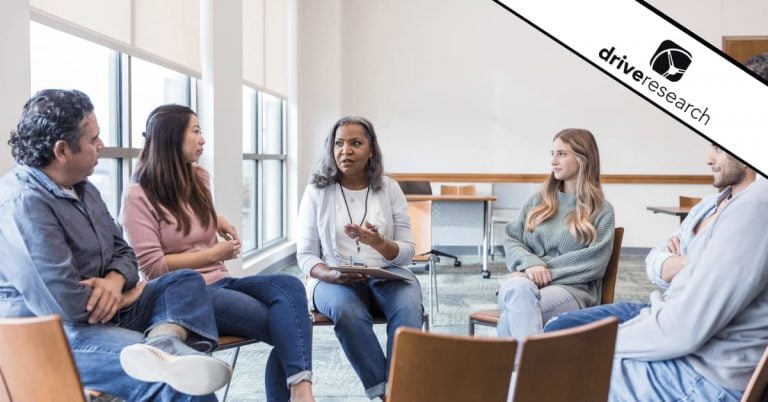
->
[240,240,296,275]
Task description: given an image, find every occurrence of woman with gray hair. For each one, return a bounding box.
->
[297,116,423,401]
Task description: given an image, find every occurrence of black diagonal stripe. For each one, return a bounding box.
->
[491,0,767,179]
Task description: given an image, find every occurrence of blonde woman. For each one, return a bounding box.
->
[498,128,615,339]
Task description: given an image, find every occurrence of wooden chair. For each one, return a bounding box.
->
[439,184,477,263]
[400,185,462,268]
[742,344,768,402]
[0,315,93,402]
[0,316,260,402]
[511,317,619,402]
[468,227,625,335]
[440,184,477,196]
[598,227,624,305]
[408,200,439,325]
[387,327,517,402]
[215,335,261,401]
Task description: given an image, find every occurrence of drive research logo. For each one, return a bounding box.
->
[649,40,692,82]
[598,44,710,126]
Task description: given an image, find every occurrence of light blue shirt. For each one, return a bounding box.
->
[617,177,768,390]
[644,189,731,288]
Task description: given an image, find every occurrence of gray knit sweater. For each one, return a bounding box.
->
[502,192,615,308]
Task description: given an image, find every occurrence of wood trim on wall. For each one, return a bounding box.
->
[722,36,768,64]
[389,173,712,185]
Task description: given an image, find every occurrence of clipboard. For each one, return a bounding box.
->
[330,265,410,281]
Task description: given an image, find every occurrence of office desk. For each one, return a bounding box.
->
[406,195,496,278]
[646,206,692,222]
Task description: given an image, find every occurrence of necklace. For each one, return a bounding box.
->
[339,183,370,253]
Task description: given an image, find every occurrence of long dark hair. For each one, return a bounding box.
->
[310,116,384,191]
[133,104,217,235]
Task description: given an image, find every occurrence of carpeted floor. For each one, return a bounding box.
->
[216,251,663,401]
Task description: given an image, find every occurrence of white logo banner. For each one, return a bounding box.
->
[494,0,768,175]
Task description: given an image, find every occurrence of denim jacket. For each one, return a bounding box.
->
[0,165,139,323]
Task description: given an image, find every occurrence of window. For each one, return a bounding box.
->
[130,58,192,149]
[242,87,287,253]
[30,22,123,216]
[30,23,119,147]
[30,22,193,218]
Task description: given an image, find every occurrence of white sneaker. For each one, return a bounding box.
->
[120,343,232,395]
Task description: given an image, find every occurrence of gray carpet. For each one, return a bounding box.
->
[216,251,662,401]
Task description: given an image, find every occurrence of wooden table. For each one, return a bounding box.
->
[406,195,496,278]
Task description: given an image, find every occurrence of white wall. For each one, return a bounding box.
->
[0,0,31,175]
[296,0,343,193]
[297,0,768,247]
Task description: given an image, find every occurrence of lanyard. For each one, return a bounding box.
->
[339,183,370,253]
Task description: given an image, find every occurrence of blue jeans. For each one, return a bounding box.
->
[67,269,219,402]
[543,302,648,332]
[313,266,423,399]
[497,277,579,340]
[208,275,313,402]
[609,357,742,401]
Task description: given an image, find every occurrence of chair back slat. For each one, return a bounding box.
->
[600,227,624,305]
[407,200,432,256]
[440,184,476,196]
[388,328,517,402]
[513,317,619,402]
[0,315,87,402]
[742,344,768,402]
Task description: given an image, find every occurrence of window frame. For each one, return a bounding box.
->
[242,87,288,256]
[30,22,194,218]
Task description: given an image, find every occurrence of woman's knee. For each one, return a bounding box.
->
[276,275,307,298]
[339,303,372,323]
[251,274,306,296]
[498,276,539,306]
[321,298,370,327]
[392,304,423,328]
[159,269,206,290]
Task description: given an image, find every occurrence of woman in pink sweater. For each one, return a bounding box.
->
[120,104,314,402]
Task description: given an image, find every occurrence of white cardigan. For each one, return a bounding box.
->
[296,176,415,308]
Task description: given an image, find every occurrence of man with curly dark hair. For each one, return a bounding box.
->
[0,89,232,401]
[8,89,91,167]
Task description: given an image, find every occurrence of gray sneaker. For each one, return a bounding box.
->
[119,335,232,396]
[143,334,211,356]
